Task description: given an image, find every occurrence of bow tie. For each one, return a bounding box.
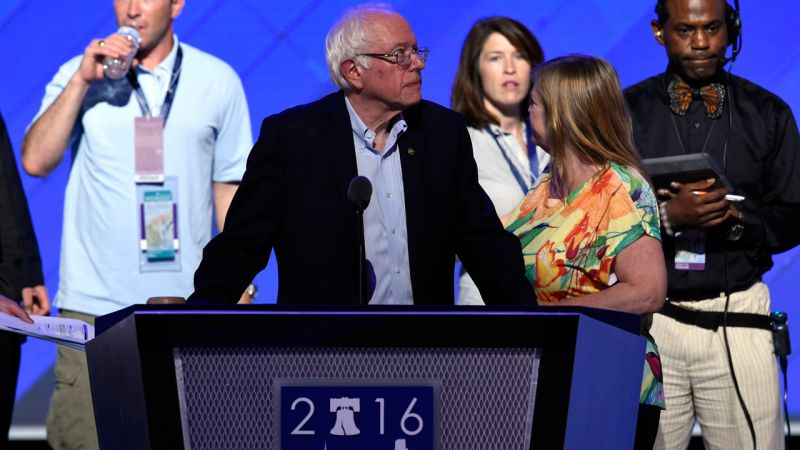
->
[667,79,726,119]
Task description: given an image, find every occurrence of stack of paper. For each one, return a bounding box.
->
[0,313,95,351]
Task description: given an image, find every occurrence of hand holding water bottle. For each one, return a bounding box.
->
[102,26,141,79]
[76,26,141,84]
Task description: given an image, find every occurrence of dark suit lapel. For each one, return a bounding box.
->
[322,92,360,249]
[399,103,424,282]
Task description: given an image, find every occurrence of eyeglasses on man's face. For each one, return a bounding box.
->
[357,47,429,67]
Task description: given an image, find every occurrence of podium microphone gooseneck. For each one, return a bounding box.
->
[348,176,372,305]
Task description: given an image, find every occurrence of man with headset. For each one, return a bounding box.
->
[624,0,800,448]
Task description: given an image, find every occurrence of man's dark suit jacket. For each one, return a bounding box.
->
[0,112,45,447]
[0,113,43,301]
[190,92,534,306]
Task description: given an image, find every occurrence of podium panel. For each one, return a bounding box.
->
[87,305,644,450]
[176,346,539,449]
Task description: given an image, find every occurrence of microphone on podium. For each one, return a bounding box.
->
[348,176,372,305]
[348,175,372,212]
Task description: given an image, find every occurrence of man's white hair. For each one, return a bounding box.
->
[325,3,396,90]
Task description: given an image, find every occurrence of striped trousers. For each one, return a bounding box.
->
[651,282,784,450]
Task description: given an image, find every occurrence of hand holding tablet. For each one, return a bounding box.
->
[643,153,744,200]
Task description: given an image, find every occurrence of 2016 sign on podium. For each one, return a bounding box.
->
[280,385,436,450]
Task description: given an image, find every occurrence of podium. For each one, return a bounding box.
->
[87,305,645,449]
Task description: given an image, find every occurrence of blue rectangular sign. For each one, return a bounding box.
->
[280,385,435,450]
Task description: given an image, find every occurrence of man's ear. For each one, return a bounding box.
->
[341,59,363,90]
[651,20,665,45]
[171,0,186,20]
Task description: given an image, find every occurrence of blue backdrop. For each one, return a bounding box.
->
[1,0,799,432]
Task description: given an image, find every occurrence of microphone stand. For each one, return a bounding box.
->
[348,175,372,305]
[356,207,367,305]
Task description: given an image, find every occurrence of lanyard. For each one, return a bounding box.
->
[524,117,540,176]
[127,45,183,124]
[486,120,539,195]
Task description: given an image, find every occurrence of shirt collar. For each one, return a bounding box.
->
[137,34,180,76]
[486,123,504,136]
[664,63,727,90]
[344,96,407,153]
[486,121,528,141]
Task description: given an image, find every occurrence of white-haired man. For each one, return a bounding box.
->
[189,5,534,306]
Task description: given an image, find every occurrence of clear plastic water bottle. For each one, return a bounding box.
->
[103,26,141,80]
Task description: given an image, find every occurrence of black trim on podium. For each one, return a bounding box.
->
[87,305,643,450]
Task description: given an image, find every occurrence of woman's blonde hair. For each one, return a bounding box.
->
[532,54,645,198]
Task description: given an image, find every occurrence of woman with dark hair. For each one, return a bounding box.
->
[506,54,667,449]
[452,17,548,305]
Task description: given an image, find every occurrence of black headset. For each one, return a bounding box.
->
[726,0,742,62]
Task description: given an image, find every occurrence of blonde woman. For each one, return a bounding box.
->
[506,55,666,449]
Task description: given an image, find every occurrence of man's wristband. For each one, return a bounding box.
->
[659,201,674,237]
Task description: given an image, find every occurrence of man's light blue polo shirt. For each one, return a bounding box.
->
[31,36,252,316]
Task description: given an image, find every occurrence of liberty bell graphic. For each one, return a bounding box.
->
[329,397,361,436]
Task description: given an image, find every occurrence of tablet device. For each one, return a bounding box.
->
[642,153,734,192]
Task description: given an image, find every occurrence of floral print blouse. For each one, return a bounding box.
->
[507,162,665,408]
